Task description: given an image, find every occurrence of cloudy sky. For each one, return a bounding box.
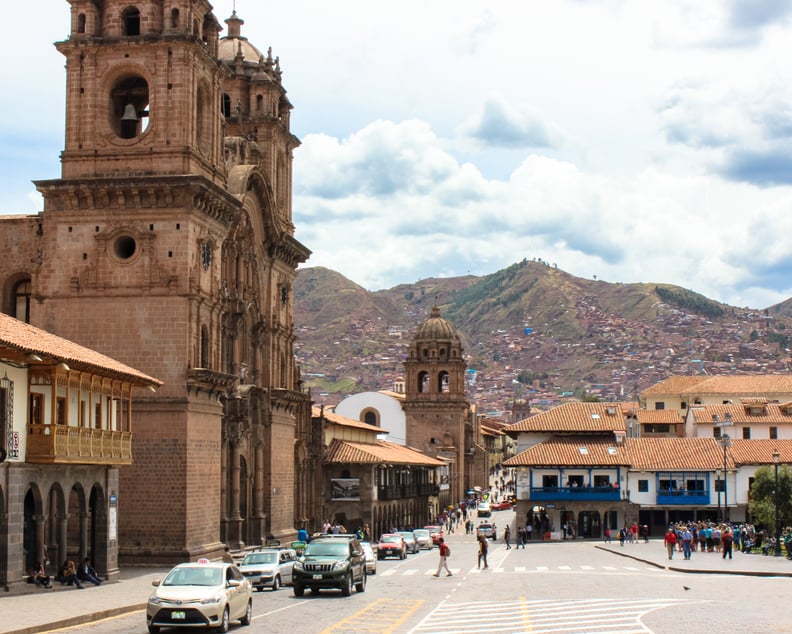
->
[2,1,792,309]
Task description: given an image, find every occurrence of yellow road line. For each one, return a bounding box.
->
[520,595,533,632]
[321,598,424,634]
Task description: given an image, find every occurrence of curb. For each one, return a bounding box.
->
[11,603,146,634]
[594,544,792,578]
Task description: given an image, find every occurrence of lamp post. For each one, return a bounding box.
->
[716,468,722,523]
[773,450,782,557]
[718,434,732,524]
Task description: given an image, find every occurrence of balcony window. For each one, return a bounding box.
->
[542,474,558,487]
[29,393,43,425]
[638,479,648,492]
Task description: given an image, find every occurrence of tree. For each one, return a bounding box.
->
[748,465,792,531]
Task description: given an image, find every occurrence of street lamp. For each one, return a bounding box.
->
[718,434,732,523]
[773,450,782,557]
[716,468,722,523]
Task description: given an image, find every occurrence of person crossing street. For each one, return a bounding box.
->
[433,538,452,577]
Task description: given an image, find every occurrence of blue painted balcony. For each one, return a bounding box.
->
[656,490,710,505]
[529,486,621,502]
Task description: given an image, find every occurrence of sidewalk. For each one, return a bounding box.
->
[595,540,792,577]
[0,567,170,634]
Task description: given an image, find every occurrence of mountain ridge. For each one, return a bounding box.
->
[294,260,792,415]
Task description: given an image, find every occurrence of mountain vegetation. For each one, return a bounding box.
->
[294,259,792,414]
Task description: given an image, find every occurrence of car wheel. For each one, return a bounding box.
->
[341,573,353,597]
[293,584,304,597]
[148,626,160,634]
[240,600,252,627]
[217,606,230,633]
[272,576,280,591]
[355,570,366,593]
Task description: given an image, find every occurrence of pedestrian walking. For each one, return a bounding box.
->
[477,533,489,569]
[664,527,677,560]
[722,529,733,560]
[433,537,452,576]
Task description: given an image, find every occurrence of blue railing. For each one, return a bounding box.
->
[656,490,709,505]
[529,486,621,502]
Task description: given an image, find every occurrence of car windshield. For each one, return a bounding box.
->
[163,566,223,587]
[242,553,277,565]
[398,532,414,539]
[413,530,429,538]
[380,535,401,543]
[305,542,348,557]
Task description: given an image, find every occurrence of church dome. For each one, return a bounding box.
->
[414,306,460,342]
[218,11,264,63]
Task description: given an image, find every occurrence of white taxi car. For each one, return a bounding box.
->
[146,560,252,633]
[238,548,296,591]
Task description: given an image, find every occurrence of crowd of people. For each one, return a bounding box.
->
[660,521,792,560]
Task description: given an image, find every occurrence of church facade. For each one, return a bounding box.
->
[0,1,310,564]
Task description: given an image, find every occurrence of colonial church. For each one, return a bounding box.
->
[0,1,311,564]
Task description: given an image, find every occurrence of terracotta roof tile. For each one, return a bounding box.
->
[728,439,792,466]
[312,406,388,433]
[504,437,629,467]
[642,374,792,397]
[634,410,684,424]
[324,438,445,466]
[505,436,740,470]
[510,402,626,433]
[687,403,792,425]
[0,312,160,386]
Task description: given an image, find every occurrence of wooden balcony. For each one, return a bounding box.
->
[26,424,132,465]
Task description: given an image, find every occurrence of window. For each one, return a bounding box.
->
[742,427,751,439]
[567,475,584,487]
[95,402,102,429]
[122,7,141,36]
[542,474,558,488]
[14,279,32,323]
[593,475,610,487]
[654,402,665,410]
[681,402,687,409]
[645,423,670,433]
[713,427,722,439]
[56,397,66,425]
[29,393,43,425]
[363,411,378,426]
[770,426,778,440]
[686,479,704,492]
[80,400,86,427]
[638,479,648,493]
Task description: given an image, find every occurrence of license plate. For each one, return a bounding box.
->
[171,611,186,620]
[312,574,323,580]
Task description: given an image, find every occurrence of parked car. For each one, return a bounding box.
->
[292,537,366,596]
[490,500,512,511]
[238,548,296,591]
[397,531,419,554]
[412,528,433,550]
[377,533,407,559]
[477,522,497,540]
[424,525,444,546]
[360,542,377,575]
[146,560,252,634]
[477,502,492,517]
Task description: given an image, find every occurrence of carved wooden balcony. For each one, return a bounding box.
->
[26,424,132,465]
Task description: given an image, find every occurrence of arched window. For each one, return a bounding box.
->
[221,93,231,118]
[362,410,378,427]
[122,7,141,36]
[77,13,86,33]
[170,8,179,29]
[439,371,450,393]
[14,279,31,323]
[418,371,430,393]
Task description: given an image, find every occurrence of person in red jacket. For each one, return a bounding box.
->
[664,527,677,560]
[433,538,452,577]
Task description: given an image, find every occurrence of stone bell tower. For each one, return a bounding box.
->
[30,0,243,564]
[403,307,472,505]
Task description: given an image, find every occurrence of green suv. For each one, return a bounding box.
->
[292,537,366,596]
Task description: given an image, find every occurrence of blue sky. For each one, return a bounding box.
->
[2,1,792,308]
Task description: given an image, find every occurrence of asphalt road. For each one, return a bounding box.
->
[49,517,790,634]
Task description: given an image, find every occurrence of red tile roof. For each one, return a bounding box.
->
[687,403,792,425]
[312,406,387,433]
[642,374,792,397]
[0,312,161,387]
[505,436,741,470]
[324,438,446,466]
[728,439,792,466]
[633,410,684,424]
[510,402,626,433]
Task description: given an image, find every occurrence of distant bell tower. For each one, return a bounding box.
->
[56,0,226,185]
[403,306,472,505]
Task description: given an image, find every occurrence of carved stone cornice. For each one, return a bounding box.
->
[186,368,236,398]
